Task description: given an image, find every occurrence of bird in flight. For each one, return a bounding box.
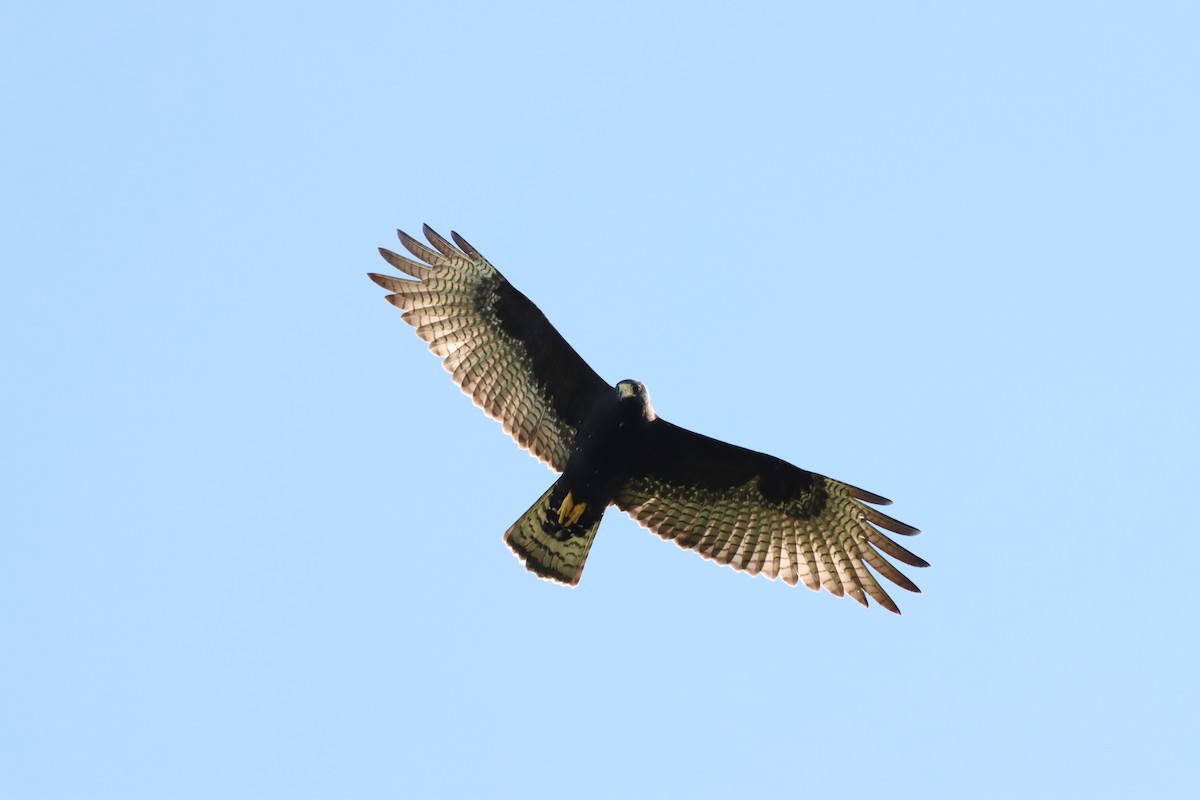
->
[369,226,926,613]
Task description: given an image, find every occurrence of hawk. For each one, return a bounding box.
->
[369,226,927,613]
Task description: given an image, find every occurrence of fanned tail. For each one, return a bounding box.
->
[504,480,604,586]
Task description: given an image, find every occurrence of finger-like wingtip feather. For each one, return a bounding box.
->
[450,230,481,259]
[397,229,444,265]
[867,529,930,568]
[862,505,921,536]
[422,224,464,259]
[870,588,901,615]
[846,482,892,505]
[378,247,435,279]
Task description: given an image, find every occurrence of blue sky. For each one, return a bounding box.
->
[3,1,1198,797]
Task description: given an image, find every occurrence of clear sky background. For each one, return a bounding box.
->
[3,2,1198,798]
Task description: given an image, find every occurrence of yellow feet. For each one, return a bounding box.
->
[557,491,588,526]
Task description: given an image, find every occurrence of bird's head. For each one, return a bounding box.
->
[616,379,657,422]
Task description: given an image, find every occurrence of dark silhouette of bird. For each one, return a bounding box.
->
[369,225,926,612]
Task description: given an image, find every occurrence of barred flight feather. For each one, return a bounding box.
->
[614,475,921,613]
[369,226,608,471]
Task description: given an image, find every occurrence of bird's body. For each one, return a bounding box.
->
[504,382,648,584]
[370,225,927,612]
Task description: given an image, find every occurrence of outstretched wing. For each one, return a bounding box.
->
[615,420,926,613]
[369,225,609,471]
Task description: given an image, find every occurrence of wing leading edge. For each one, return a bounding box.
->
[369,225,609,471]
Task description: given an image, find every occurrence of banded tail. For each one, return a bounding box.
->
[503,480,605,586]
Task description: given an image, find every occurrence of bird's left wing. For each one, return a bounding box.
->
[614,420,926,613]
[369,226,610,471]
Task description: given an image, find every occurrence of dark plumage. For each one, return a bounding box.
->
[369,225,927,613]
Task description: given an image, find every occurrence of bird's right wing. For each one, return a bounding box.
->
[369,225,610,471]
